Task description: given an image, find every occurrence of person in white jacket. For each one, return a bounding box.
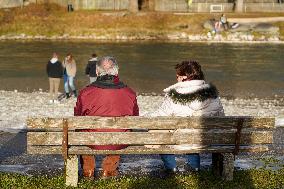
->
[147,60,224,175]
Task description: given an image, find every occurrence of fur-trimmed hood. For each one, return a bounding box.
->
[164,80,219,105]
[147,80,224,117]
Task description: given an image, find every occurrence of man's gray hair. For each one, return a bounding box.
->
[97,56,119,76]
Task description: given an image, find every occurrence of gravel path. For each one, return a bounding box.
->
[0,91,283,176]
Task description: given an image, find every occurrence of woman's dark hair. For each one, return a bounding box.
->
[175,60,204,81]
[66,53,73,62]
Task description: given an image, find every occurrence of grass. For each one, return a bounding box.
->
[275,22,284,40]
[0,168,284,189]
[1,3,284,39]
[0,3,208,37]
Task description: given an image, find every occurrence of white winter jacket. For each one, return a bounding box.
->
[146,80,224,150]
[150,80,224,117]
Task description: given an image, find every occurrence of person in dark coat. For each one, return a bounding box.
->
[85,53,98,83]
[46,53,63,103]
[74,56,139,179]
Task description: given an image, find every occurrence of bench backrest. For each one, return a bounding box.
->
[27,116,275,155]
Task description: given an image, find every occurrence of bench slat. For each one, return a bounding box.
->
[27,130,273,146]
[27,117,275,130]
[27,145,270,155]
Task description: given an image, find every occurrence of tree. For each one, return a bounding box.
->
[129,0,138,13]
[235,0,244,12]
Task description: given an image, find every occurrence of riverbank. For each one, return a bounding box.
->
[0,33,283,43]
[1,90,284,132]
[1,4,284,42]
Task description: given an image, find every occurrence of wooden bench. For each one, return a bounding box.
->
[27,116,275,187]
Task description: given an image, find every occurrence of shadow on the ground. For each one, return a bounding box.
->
[0,131,26,163]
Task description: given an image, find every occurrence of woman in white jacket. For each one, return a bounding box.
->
[148,60,224,174]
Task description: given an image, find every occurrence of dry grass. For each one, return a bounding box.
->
[275,22,284,40]
[0,3,284,38]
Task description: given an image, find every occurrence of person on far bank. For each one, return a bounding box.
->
[46,53,63,104]
[85,53,98,83]
[220,14,228,30]
[62,53,77,98]
[147,60,224,176]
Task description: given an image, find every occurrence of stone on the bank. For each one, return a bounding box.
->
[253,23,279,33]
[180,32,188,39]
[203,20,215,31]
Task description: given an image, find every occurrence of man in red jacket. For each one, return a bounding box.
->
[74,56,139,179]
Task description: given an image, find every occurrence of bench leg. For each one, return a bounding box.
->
[65,155,78,187]
[212,153,234,181]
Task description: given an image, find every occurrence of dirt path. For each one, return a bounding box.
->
[228,17,284,23]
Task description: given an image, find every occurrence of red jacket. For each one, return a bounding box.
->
[74,75,139,150]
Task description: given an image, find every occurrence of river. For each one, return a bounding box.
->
[0,41,283,98]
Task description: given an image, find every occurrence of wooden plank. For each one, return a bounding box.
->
[27,130,273,146]
[212,153,223,177]
[62,119,68,161]
[65,155,78,187]
[27,116,275,130]
[221,153,234,181]
[27,145,270,155]
[27,117,63,130]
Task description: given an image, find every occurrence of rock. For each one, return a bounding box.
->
[247,35,254,41]
[121,35,128,40]
[200,35,207,41]
[188,35,196,40]
[62,34,69,38]
[254,23,279,33]
[207,32,212,39]
[167,34,180,40]
[268,36,280,41]
[177,24,188,29]
[180,32,188,39]
[34,35,46,40]
[0,35,6,40]
[214,34,223,41]
[97,35,107,40]
[203,20,215,30]
[259,35,266,41]
[230,24,254,32]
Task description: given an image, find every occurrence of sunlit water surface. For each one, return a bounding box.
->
[0,41,283,98]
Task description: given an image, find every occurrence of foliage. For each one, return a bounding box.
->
[275,22,284,40]
[0,168,283,189]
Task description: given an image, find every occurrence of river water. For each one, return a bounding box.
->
[0,41,283,98]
